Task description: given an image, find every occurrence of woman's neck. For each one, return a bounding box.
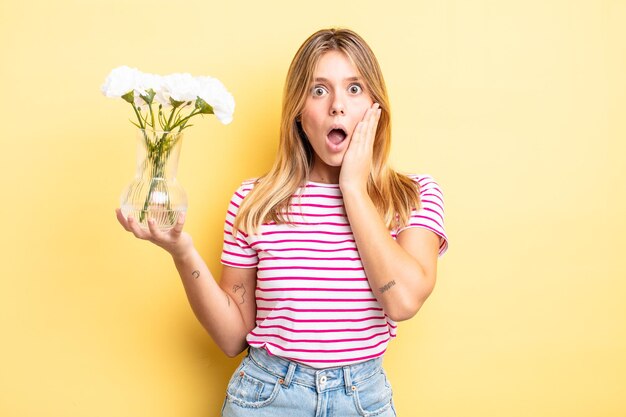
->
[309,161,340,184]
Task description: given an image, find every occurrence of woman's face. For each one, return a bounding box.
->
[300,50,374,182]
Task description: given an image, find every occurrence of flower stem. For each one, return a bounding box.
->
[131,103,145,129]
[148,102,156,130]
[165,104,180,131]
[176,109,200,130]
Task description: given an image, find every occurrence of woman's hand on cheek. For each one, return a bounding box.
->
[339,103,381,194]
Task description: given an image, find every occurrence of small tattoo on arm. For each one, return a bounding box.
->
[379,280,396,294]
[191,270,200,279]
[232,283,246,305]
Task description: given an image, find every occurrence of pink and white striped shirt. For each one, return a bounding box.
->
[221,174,448,368]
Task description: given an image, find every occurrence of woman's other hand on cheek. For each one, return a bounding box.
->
[339,103,381,194]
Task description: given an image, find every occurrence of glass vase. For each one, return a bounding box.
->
[120,129,187,231]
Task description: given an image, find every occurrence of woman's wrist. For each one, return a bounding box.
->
[166,236,196,263]
[340,182,368,199]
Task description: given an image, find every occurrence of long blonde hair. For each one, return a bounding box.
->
[234,28,420,234]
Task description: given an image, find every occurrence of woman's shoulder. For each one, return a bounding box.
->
[232,178,258,196]
[405,174,444,196]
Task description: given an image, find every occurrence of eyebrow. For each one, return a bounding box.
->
[313,76,362,83]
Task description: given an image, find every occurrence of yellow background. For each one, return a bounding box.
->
[1,0,624,416]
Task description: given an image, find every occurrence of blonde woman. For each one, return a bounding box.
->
[117,28,448,417]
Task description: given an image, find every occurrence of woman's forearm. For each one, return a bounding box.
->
[171,248,252,357]
[342,188,435,321]
[115,210,253,356]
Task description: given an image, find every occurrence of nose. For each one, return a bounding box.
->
[330,94,345,116]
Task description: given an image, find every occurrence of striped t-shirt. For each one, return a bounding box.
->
[220,174,448,368]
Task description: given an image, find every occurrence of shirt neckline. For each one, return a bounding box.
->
[304,180,340,188]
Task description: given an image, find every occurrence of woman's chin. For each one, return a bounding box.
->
[323,153,346,167]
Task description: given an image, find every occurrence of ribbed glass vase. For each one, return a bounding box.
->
[120,129,187,231]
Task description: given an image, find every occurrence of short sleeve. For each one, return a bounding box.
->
[396,175,449,257]
[220,180,259,268]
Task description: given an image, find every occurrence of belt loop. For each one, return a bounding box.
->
[343,365,353,395]
[282,361,297,388]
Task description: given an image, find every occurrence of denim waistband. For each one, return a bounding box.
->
[247,346,384,394]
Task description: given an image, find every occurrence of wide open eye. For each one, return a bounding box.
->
[312,86,327,97]
[348,84,363,94]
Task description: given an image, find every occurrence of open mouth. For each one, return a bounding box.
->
[327,127,348,145]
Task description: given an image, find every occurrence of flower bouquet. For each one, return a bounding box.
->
[102,66,234,230]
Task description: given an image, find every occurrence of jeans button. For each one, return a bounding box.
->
[320,376,327,384]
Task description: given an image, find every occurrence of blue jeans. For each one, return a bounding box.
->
[221,347,397,417]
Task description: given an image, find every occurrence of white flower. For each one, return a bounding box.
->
[161,73,198,103]
[102,66,235,130]
[101,66,142,99]
[197,76,235,125]
[134,72,163,107]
